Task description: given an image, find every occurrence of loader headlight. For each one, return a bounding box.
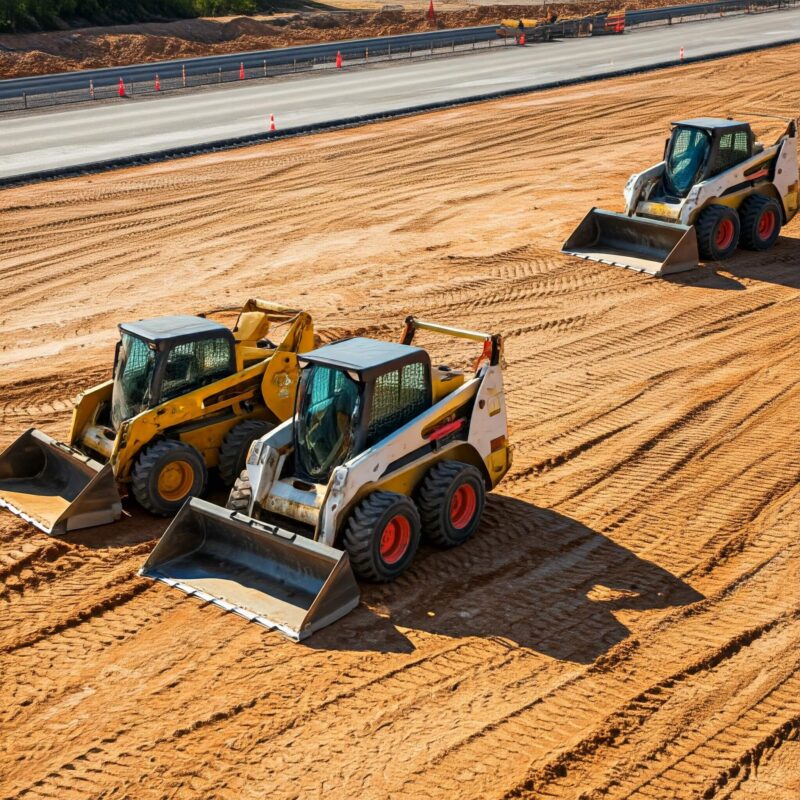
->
[331,466,348,491]
[248,440,264,465]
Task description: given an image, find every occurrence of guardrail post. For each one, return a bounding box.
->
[218,67,222,83]
[23,92,27,110]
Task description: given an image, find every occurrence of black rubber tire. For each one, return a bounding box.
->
[342,491,421,582]
[218,420,273,486]
[131,439,207,516]
[226,470,252,513]
[739,194,782,251]
[696,204,740,261]
[418,460,486,547]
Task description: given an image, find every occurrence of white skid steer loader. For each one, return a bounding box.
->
[140,318,512,640]
[562,116,799,276]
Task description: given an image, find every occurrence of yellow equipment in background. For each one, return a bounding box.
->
[0,299,315,535]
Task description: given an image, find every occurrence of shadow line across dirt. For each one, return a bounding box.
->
[308,495,704,663]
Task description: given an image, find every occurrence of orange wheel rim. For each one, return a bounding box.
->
[157,460,194,501]
[758,209,776,241]
[450,484,477,529]
[715,218,735,249]
[379,515,411,565]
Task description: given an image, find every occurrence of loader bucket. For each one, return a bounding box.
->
[0,428,122,535]
[140,498,360,641]
[562,208,699,276]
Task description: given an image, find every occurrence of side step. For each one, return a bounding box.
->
[140,498,360,641]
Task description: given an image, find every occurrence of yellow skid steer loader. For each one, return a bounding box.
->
[0,300,314,535]
[562,117,799,276]
[140,318,512,640]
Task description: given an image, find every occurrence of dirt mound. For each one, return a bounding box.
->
[0,0,710,79]
[1,43,799,799]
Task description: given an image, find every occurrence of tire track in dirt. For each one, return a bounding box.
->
[1,44,800,799]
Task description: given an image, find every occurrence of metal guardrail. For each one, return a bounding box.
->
[0,0,797,114]
[0,25,498,101]
[0,35,511,113]
[626,0,799,23]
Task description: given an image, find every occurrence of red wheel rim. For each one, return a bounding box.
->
[757,209,776,241]
[715,218,735,249]
[379,515,411,565]
[450,484,477,529]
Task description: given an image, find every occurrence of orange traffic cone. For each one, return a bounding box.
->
[427,0,435,21]
[269,114,276,131]
[154,74,161,91]
[118,77,125,97]
[519,33,526,45]
[679,46,684,60]
[239,62,245,80]
[336,50,343,69]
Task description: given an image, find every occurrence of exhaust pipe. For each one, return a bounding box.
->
[562,208,700,277]
[0,428,122,535]
[140,498,360,641]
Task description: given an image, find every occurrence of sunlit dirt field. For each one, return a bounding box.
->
[1,44,799,799]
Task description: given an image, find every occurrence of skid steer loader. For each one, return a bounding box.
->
[0,300,314,536]
[140,317,512,641]
[562,116,800,276]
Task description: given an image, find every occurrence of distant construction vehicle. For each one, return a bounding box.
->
[562,117,800,276]
[0,300,314,535]
[497,10,625,41]
[140,317,512,640]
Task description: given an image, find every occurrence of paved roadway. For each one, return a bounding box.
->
[0,26,497,98]
[2,9,800,181]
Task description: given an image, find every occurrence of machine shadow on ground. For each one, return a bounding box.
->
[666,234,800,291]
[65,479,233,550]
[307,495,704,663]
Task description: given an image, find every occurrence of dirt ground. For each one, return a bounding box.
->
[0,0,702,79]
[2,44,800,799]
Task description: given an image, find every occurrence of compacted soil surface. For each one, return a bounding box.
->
[0,0,712,79]
[1,44,799,799]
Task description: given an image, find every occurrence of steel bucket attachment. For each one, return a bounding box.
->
[562,208,699,276]
[140,498,360,641]
[0,428,122,535]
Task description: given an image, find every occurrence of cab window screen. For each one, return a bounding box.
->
[712,131,750,175]
[665,127,711,197]
[111,333,156,428]
[367,362,429,446]
[295,366,360,482]
[161,337,232,402]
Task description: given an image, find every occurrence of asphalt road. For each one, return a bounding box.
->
[2,10,800,182]
[0,26,498,99]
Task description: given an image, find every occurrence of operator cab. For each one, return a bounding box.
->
[111,316,236,429]
[660,118,755,199]
[294,338,464,484]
